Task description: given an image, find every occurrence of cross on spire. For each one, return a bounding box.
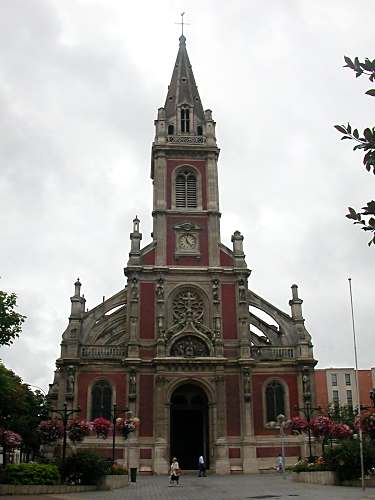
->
[175,12,190,37]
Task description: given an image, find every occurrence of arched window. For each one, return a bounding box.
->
[91,380,112,420]
[181,108,190,133]
[265,381,285,422]
[176,169,197,208]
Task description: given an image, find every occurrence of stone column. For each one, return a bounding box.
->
[241,367,257,473]
[214,374,230,474]
[153,375,169,474]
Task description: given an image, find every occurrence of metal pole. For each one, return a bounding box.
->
[348,278,365,491]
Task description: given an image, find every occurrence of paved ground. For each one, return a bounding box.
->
[1,473,374,500]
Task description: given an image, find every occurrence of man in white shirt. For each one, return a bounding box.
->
[198,455,206,477]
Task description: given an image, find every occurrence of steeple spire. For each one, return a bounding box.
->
[164,34,205,128]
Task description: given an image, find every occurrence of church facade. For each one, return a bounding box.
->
[48,35,317,474]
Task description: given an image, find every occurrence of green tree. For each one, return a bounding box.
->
[335,56,375,246]
[0,363,49,463]
[0,290,26,346]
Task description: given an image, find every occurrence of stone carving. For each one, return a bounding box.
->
[66,367,75,393]
[243,368,251,401]
[131,278,139,300]
[212,279,220,303]
[173,289,204,324]
[156,278,164,300]
[129,371,137,395]
[238,279,247,303]
[302,369,311,402]
[171,335,209,357]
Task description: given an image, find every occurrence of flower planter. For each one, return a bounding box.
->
[97,474,129,490]
[292,470,336,485]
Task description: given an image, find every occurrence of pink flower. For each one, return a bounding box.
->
[91,417,111,439]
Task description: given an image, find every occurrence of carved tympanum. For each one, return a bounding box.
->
[170,336,209,357]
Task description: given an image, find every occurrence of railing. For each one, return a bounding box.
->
[80,345,126,359]
[167,135,206,144]
[251,346,295,360]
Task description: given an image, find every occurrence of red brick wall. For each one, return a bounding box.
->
[139,375,154,437]
[226,374,241,436]
[140,448,152,459]
[77,372,127,420]
[222,283,237,339]
[140,282,155,339]
[220,249,233,266]
[142,248,155,265]
[359,370,372,407]
[166,159,207,210]
[314,370,329,411]
[228,447,241,458]
[252,373,299,435]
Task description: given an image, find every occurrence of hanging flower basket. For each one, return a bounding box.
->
[92,417,111,439]
[116,416,140,439]
[286,416,309,434]
[67,418,92,442]
[330,423,352,440]
[355,410,375,441]
[310,416,334,439]
[0,428,22,448]
[38,418,64,444]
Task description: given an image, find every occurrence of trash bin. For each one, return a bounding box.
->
[130,467,137,482]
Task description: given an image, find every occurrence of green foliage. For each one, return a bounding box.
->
[328,404,357,427]
[325,439,375,481]
[2,463,60,485]
[60,451,110,485]
[110,463,128,475]
[0,290,26,347]
[293,462,332,473]
[0,362,49,456]
[335,56,375,246]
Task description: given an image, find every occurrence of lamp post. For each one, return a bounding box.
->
[53,402,80,461]
[277,414,286,475]
[111,404,129,465]
[295,370,320,463]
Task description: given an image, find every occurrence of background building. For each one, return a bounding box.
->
[315,367,375,411]
[48,35,317,474]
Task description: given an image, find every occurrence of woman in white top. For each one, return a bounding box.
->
[169,457,181,486]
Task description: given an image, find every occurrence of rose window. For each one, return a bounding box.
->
[172,289,204,325]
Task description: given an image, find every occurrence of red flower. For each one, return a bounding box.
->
[91,417,111,439]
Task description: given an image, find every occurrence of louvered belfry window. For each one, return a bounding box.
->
[181,108,190,133]
[176,169,197,208]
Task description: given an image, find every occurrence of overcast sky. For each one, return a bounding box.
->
[1,0,374,392]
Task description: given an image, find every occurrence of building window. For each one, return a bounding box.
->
[346,389,353,408]
[265,381,285,422]
[331,373,337,386]
[168,124,174,135]
[176,169,197,208]
[91,380,112,420]
[181,108,190,133]
[345,373,351,386]
[197,125,203,136]
[332,390,339,407]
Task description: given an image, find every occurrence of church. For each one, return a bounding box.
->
[48,33,317,474]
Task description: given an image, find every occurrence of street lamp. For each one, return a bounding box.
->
[111,404,129,465]
[277,414,286,475]
[53,402,80,461]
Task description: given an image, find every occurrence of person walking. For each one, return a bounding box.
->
[198,455,206,477]
[276,453,284,473]
[169,457,181,486]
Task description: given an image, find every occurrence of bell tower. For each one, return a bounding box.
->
[151,34,223,268]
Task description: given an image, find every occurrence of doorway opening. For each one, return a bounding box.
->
[170,383,209,470]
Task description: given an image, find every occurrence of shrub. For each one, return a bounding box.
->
[60,450,110,485]
[325,439,375,481]
[2,463,60,485]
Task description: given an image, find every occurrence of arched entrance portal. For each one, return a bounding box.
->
[170,383,209,470]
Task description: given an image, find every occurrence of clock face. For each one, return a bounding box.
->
[179,233,197,250]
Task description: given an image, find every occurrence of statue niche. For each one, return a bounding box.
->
[170,335,209,357]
